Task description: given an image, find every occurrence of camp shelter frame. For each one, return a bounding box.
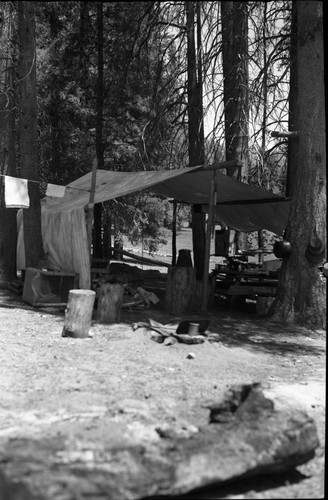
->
[32,166,291,293]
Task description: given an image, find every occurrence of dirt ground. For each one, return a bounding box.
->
[0,286,325,499]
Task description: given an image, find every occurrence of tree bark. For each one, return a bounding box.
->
[92,2,104,259]
[186,1,206,280]
[0,209,17,286]
[272,1,326,328]
[221,1,249,251]
[0,2,18,286]
[18,1,44,268]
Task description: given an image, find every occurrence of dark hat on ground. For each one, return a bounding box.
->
[305,237,325,264]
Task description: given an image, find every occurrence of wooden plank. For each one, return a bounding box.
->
[108,246,170,268]
[227,285,276,297]
[91,268,111,275]
[35,302,67,308]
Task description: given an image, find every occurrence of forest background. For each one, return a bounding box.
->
[0,1,326,328]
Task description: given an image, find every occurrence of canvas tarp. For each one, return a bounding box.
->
[42,167,291,234]
[17,207,91,289]
[34,167,291,289]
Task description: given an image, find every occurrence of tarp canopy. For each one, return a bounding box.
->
[42,167,291,235]
[31,167,291,288]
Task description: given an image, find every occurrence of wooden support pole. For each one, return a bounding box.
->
[201,180,215,313]
[62,289,96,338]
[172,199,177,266]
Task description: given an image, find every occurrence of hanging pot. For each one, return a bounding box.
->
[322,262,328,278]
[305,237,325,264]
[273,240,292,259]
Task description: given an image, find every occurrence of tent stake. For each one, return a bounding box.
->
[201,179,215,313]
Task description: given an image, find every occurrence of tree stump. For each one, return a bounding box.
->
[62,289,96,338]
[256,296,275,316]
[97,283,124,324]
[165,266,196,315]
[192,277,216,312]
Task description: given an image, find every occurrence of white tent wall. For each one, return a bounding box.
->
[17,207,91,289]
[42,207,91,289]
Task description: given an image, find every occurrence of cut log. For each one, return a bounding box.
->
[0,384,320,500]
[62,289,96,338]
[97,283,124,323]
[165,266,196,315]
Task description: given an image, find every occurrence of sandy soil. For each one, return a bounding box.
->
[0,287,325,499]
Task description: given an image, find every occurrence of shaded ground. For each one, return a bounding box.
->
[0,284,325,499]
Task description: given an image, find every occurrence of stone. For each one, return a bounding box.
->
[150,331,164,343]
[164,336,177,346]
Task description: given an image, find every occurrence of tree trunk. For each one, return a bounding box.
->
[221,1,249,251]
[0,2,18,287]
[93,203,103,258]
[186,1,206,280]
[272,1,326,329]
[0,209,17,286]
[92,2,104,259]
[48,7,62,177]
[286,1,298,198]
[103,207,112,259]
[18,1,44,268]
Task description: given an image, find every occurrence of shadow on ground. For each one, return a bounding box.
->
[0,288,325,360]
[142,469,308,500]
[207,312,325,358]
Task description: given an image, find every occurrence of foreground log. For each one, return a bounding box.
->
[165,266,196,314]
[97,283,124,323]
[0,384,319,499]
[62,289,95,338]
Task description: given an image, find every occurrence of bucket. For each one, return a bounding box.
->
[177,249,193,267]
[188,322,200,336]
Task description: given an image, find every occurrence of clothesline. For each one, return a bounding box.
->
[0,172,90,193]
[0,173,90,209]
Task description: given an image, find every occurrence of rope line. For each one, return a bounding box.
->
[0,173,90,193]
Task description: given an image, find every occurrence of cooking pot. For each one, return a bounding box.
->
[322,262,328,278]
[273,240,292,258]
